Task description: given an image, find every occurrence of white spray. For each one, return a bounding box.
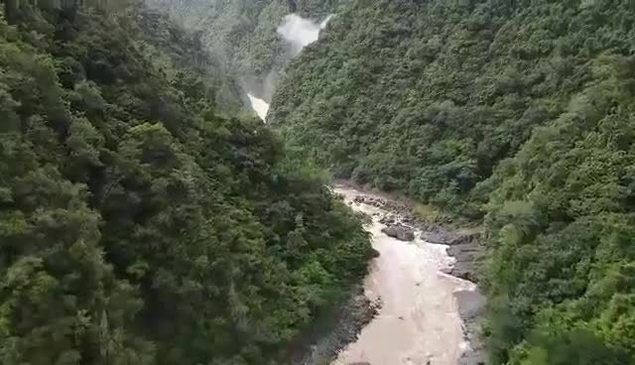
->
[248,14,333,121]
[247,93,270,121]
[276,14,333,56]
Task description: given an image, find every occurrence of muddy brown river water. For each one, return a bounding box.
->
[331,187,477,365]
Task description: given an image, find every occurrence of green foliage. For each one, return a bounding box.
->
[0,3,372,364]
[270,0,635,216]
[484,61,635,363]
[270,0,635,362]
[146,0,339,99]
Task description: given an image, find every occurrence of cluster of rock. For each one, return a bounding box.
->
[352,195,385,207]
[353,193,484,284]
[353,196,417,242]
[352,195,409,215]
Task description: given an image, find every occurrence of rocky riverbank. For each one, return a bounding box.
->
[336,183,488,365]
[350,187,484,284]
[292,287,381,365]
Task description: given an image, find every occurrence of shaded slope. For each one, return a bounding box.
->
[0,3,373,364]
[269,0,635,362]
[270,0,635,216]
[146,0,340,100]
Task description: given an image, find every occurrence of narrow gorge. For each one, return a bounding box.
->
[2,0,634,364]
[239,11,488,364]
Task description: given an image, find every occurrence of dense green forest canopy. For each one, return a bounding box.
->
[0,2,373,364]
[270,0,635,363]
[146,0,340,100]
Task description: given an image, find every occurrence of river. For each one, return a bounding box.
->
[331,187,478,365]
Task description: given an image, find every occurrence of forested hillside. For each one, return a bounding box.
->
[485,58,635,364]
[269,0,635,363]
[146,0,339,100]
[0,2,373,364]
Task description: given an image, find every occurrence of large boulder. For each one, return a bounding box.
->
[381,223,415,241]
[420,229,452,244]
[444,231,484,283]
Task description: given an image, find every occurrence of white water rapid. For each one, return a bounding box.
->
[247,93,270,121]
[332,187,477,365]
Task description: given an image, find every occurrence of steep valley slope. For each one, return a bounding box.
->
[270,0,635,363]
[0,2,374,364]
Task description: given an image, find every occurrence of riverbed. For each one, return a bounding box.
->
[331,187,479,365]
